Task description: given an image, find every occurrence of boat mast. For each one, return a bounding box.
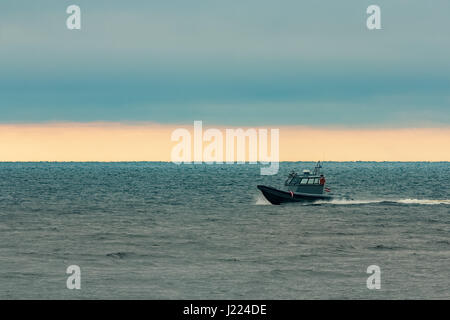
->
[313,161,322,175]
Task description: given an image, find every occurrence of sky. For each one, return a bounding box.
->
[0,1,449,160]
[1,123,449,162]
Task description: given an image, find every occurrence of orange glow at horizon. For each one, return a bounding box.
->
[0,122,449,162]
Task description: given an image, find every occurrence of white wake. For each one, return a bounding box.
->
[255,194,271,205]
[316,198,450,205]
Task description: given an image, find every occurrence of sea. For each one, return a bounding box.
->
[0,162,448,299]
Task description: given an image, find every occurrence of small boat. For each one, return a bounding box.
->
[257,161,333,205]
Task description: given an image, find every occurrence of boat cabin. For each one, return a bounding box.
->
[284,163,326,194]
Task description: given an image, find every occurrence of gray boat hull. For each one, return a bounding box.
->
[257,185,332,205]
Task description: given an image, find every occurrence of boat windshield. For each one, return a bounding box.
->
[286,175,323,186]
[298,178,321,185]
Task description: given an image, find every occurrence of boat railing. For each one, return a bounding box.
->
[284,171,297,186]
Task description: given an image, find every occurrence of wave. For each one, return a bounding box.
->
[106,252,129,259]
[255,194,271,205]
[255,196,450,206]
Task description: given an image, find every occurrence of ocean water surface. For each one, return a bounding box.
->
[0,162,449,299]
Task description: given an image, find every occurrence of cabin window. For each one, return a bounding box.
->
[314,178,320,184]
[307,178,314,184]
[300,178,308,184]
